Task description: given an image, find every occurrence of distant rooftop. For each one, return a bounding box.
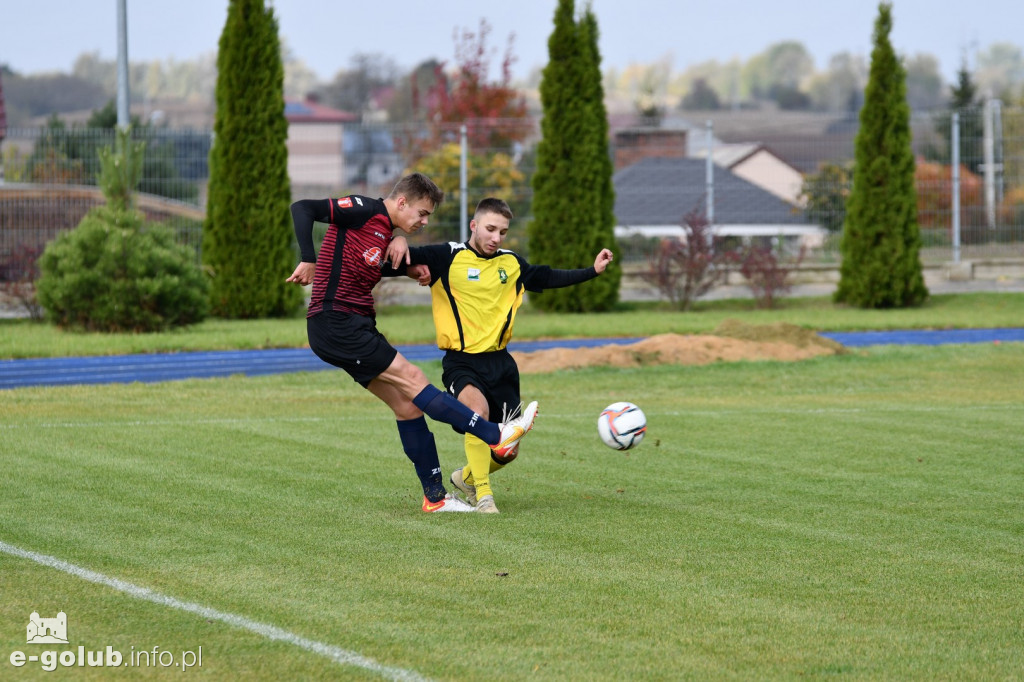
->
[284,98,358,123]
[613,157,808,227]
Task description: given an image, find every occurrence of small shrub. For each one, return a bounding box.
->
[36,206,209,332]
[0,244,45,321]
[737,244,806,309]
[641,209,729,310]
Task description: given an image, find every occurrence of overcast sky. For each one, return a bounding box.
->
[2,0,1021,84]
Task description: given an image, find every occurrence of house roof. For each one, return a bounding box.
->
[690,142,762,168]
[613,157,808,227]
[284,98,358,123]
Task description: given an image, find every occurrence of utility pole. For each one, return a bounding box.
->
[116,0,130,129]
[460,124,468,242]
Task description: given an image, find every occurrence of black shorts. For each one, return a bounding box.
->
[441,349,521,423]
[307,311,398,388]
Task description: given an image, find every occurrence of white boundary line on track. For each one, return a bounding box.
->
[0,540,430,682]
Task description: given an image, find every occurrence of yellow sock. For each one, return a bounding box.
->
[463,451,506,487]
[464,434,495,499]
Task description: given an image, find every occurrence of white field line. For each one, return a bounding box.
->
[1,403,1020,431]
[0,540,430,682]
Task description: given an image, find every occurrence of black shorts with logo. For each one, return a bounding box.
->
[307,311,398,388]
[441,348,521,424]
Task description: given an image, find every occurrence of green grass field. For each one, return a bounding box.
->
[2,342,1023,680]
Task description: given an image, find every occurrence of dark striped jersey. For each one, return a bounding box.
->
[291,196,399,319]
[409,242,597,353]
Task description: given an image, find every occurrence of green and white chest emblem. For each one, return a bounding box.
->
[467,268,480,281]
[498,267,508,284]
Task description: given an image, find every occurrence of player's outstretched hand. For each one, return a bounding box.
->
[286,262,316,285]
[594,248,614,273]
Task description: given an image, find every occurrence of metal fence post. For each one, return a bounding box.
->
[705,120,714,226]
[984,98,997,229]
[952,112,961,264]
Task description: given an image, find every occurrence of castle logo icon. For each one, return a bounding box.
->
[26,611,68,644]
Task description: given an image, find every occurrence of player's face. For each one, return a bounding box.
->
[468,212,510,255]
[394,196,435,234]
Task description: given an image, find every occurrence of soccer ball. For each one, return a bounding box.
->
[597,402,647,450]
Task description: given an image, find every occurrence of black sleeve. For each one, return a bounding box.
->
[380,262,409,278]
[407,244,451,284]
[291,196,378,263]
[290,199,332,263]
[521,263,599,293]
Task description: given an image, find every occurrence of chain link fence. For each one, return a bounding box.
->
[2,106,1022,283]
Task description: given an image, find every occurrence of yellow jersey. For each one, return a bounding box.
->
[409,242,599,353]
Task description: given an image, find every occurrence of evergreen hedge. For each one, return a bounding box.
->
[528,0,620,312]
[835,2,927,308]
[204,0,301,318]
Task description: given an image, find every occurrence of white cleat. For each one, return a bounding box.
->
[422,492,475,513]
[475,495,500,514]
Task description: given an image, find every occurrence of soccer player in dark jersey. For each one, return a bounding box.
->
[403,197,613,513]
[286,175,538,513]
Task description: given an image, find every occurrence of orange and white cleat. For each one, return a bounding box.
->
[422,492,474,513]
[491,401,538,460]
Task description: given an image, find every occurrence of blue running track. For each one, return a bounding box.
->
[2,329,1022,390]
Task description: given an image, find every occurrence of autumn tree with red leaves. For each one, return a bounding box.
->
[403,19,533,239]
[415,19,529,152]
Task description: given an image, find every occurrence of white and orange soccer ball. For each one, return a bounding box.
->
[597,402,647,450]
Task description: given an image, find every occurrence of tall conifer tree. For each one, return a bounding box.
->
[528,0,619,311]
[204,0,300,317]
[835,2,927,308]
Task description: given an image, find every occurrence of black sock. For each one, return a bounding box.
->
[396,417,446,502]
[412,384,501,445]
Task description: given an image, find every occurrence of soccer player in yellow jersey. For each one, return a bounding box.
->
[404,198,614,513]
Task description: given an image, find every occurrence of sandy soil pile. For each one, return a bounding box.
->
[511,320,846,374]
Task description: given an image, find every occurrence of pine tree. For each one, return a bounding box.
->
[928,61,983,173]
[528,0,619,311]
[204,0,300,318]
[948,62,984,174]
[834,2,927,308]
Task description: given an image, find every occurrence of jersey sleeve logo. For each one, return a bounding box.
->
[338,197,353,209]
[363,247,382,268]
